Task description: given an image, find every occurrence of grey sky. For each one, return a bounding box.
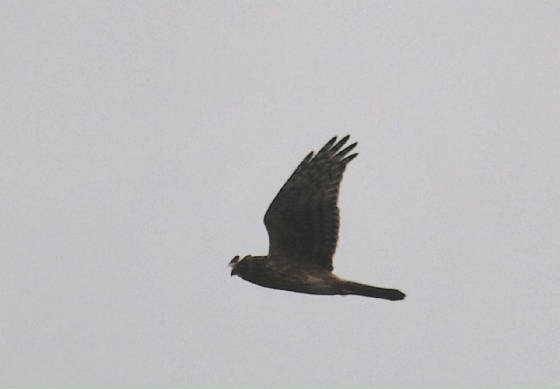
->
[2,1,559,387]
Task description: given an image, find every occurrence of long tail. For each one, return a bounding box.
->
[342,281,406,301]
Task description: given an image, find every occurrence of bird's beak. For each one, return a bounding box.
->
[230,266,241,277]
[229,256,240,276]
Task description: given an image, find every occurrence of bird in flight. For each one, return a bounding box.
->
[230,136,405,301]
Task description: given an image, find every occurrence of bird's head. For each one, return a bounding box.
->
[229,255,251,277]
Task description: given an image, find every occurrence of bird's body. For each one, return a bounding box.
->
[230,136,405,301]
[233,256,340,295]
[233,255,404,300]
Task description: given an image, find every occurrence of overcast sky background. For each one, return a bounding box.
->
[2,1,559,387]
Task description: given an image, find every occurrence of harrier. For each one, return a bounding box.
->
[230,136,405,301]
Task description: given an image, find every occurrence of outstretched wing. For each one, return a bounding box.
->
[263,136,358,271]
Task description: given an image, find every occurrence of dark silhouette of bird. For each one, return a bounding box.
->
[230,135,405,301]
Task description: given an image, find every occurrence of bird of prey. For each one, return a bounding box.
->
[230,136,405,301]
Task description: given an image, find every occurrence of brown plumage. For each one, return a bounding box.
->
[230,136,405,301]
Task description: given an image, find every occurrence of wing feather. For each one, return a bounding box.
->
[263,136,358,270]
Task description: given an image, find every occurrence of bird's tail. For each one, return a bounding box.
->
[342,281,406,301]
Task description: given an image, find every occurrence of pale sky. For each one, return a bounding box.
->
[2,1,559,387]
